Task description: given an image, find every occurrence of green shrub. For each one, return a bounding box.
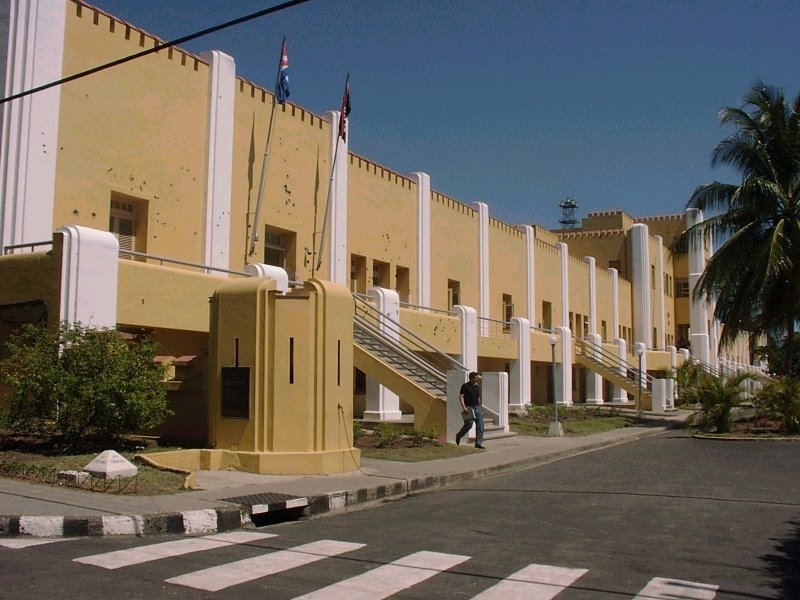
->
[373,422,403,447]
[409,426,440,447]
[754,377,800,434]
[693,372,749,433]
[0,322,171,444]
[676,362,707,406]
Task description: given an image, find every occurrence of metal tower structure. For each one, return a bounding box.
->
[558,197,579,229]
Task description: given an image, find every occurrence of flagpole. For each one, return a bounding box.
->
[248,36,286,258]
[316,73,350,274]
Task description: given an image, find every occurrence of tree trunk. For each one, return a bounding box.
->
[785,317,795,377]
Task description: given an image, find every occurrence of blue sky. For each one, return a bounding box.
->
[88,0,798,229]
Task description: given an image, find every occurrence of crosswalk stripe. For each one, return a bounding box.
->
[634,577,718,599]
[0,538,75,549]
[292,550,470,600]
[73,531,276,569]
[470,563,589,600]
[166,539,366,592]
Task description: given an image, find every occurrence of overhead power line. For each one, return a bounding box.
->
[0,0,312,105]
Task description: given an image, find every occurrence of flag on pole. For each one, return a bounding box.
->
[275,39,289,104]
[338,74,351,141]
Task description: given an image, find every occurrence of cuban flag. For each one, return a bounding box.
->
[275,39,289,104]
[338,74,351,141]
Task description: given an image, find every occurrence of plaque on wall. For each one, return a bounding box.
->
[221,366,250,419]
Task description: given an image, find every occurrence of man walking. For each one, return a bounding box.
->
[456,371,485,449]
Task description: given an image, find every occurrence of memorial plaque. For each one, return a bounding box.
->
[221,366,250,419]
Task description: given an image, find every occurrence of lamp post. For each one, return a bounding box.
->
[635,343,644,420]
[548,335,563,437]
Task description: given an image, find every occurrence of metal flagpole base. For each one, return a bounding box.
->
[548,421,564,437]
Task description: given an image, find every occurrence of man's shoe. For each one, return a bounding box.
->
[475,444,486,449]
[455,434,462,446]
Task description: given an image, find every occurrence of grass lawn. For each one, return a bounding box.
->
[510,406,640,436]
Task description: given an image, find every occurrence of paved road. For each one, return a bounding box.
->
[1,430,797,599]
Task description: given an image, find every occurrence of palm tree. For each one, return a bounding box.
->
[673,83,800,376]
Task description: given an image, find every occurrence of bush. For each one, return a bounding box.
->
[373,422,403,447]
[693,372,749,433]
[676,362,707,406]
[0,322,171,444]
[754,377,800,435]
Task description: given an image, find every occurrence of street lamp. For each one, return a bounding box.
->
[548,335,563,437]
[634,343,644,420]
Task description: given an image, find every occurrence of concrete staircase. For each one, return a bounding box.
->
[574,337,654,409]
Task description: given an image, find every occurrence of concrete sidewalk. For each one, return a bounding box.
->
[0,412,690,537]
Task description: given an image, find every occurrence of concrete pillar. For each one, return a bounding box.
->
[609,267,620,340]
[323,110,349,284]
[612,338,629,403]
[510,317,531,410]
[363,287,402,421]
[654,235,666,349]
[454,305,477,371]
[555,326,573,405]
[244,264,289,292]
[556,242,569,327]
[585,333,604,404]
[686,208,710,364]
[0,0,66,250]
[630,223,651,347]
[523,225,536,324]
[56,225,119,328]
[482,372,509,432]
[473,201,489,336]
[668,345,678,407]
[200,50,234,273]
[410,172,431,308]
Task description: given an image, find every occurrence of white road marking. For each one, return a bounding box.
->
[634,577,718,599]
[73,531,276,569]
[166,539,366,592]
[292,550,470,600]
[471,563,589,599]
[0,537,75,549]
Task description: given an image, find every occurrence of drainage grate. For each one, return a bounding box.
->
[221,492,309,516]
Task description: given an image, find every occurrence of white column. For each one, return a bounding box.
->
[324,110,349,284]
[473,201,489,336]
[585,332,604,404]
[555,325,573,405]
[630,223,651,347]
[523,225,536,324]
[482,372,509,432]
[585,256,597,335]
[556,242,569,327]
[410,172,431,308]
[667,345,677,408]
[654,235,666,349]
[510,316,531,410]
[0,0,66,250]
[363,287,402,421]
[612,338,629,402]
[454,305,477,371]
[56,225,119,328]
[686,208,710,364]
[609,267,620,341]
[200,50,234,273]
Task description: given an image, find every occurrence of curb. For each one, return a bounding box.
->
[0,506,245,538]
[303,426,669,518]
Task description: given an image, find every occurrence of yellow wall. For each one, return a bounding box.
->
[488,218,527,321]
[534,240,562,330]
[429,192,479,308]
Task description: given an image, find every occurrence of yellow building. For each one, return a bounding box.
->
[0,1,761,472]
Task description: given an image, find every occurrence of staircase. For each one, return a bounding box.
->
[573,337,654,409]
[352,296,511,439]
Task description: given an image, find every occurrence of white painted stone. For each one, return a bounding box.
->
[83,450,138,478]
[57,470,89,485]
[183,509,218,534]
[19,516,63,537]
[102,515,144,536]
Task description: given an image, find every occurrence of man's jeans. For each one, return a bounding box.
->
[457,405,485,445]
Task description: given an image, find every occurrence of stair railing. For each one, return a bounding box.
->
[575,336,653,392]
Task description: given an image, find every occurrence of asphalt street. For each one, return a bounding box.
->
[1,430,797,599]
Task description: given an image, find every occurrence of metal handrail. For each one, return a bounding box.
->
[398,300,456,316]
[353,294,468,375]
[575,336,653,390]
[3,240,53,254]
[354,315,448,390]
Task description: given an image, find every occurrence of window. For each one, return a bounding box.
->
[263,226,296,275]
[502,294,513,331]
[651,265,656,289]
[395,266,410,303]
[541,301,552,330]
[601,320,607,341]
[109,196,147,258]
[609,260,621,272]
[350,254,367,293]
[372,259,390,288]
[447,279,461,310]
[676,278,690,298]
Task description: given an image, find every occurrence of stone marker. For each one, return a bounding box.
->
[83,450,138,478]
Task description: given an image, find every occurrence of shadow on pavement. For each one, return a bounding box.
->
[761,517,800,597]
